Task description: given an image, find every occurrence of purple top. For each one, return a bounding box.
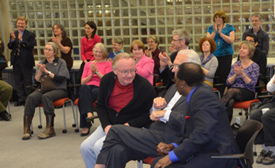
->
[226,61,259,92]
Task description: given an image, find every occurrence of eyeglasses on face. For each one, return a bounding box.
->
[117,69,136,75]
[172,39,183,42]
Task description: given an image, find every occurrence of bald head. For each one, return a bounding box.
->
[172,49,201,75]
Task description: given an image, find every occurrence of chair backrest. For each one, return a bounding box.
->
[235,120,263,166]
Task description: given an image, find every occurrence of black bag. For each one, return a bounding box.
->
[38,75,57,94]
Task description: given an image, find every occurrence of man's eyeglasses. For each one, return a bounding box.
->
[171,39,183,42]
[117,69,136,75]
[169,64,179,70]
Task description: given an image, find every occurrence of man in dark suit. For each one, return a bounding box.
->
[8,16,35,106]
[95,57,238,168]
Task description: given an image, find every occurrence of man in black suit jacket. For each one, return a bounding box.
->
[95,54,238,168]
[8,16,35,106]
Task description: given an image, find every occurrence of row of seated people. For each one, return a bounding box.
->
[84,44,273,167]
[83,51,240,168]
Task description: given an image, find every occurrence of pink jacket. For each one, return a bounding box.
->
[135,54,154,85]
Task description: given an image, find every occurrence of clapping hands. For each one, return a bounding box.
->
[90,63,98,74]
[234,64,244,76]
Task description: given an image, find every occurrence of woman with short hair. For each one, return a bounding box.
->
[22,42,70,140]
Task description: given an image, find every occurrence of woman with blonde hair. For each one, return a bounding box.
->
[222,41,259,122]
[78,43,112,136]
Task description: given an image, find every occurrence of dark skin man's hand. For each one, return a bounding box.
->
[157,142,175,156]
[154,155,172,168]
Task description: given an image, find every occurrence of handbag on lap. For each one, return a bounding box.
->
[38,75,57,94]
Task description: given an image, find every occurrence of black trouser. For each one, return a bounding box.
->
[13,63,33,102]
[76,60,90,84]
[78,84,99,128]
[214,55,232,96]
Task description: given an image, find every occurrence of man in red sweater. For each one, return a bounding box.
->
[80,52,156,168]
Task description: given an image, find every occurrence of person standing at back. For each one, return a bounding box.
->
[49,23,73,71]
[207,10,235,96]
[8,16,35,107]
[242,13,269,56]
[76,21,101,84]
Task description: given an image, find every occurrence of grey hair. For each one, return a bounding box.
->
[251,13,263,21]
[178,49,201,65]
[46,42,59,58]
[112,52,136,69]
[172,29,190,45]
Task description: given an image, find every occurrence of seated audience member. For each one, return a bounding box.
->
[159,29,190,89]
[107,37,123,60]
[241,33,267,82]
[78,43,112,136]
[79,53,156,168]
[145,35,161,85]
[49,23,73,71]
[22,42,70,140]
[148,49,201,142]
[198,37,218,87]
[95,62,238,168]
[250,74,275,165]
[0,80,12,121]
[131,39,154,85]
[222,41,259,122]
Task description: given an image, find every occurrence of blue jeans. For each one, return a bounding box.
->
[80,125,106,168]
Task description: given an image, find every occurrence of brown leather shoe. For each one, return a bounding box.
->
[37,127,56,139]
[38,114,56,139]
[22,115,33,140]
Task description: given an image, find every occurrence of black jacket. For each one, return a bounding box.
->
[96,72,156,130]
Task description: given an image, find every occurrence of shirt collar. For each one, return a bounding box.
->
[114,50,122,56]
[43,57,59,64]
[186,86,198,105]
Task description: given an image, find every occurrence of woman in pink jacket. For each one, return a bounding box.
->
[131,40,154,85]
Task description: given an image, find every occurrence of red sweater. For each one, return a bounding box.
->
[108,78,134,113]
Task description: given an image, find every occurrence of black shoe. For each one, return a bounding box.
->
[14,101,25,107]
[80,128,90,137]
[86,115,98,123]
[0,111,11,121]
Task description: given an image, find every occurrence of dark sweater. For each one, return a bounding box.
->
[96,72,156,130]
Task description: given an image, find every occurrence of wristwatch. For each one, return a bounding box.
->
[48,71,52,75]
[95,71,99,74]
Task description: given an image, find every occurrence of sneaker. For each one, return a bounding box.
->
[256,150,268,164]
[262,151,275,165]
[0,111,11,121]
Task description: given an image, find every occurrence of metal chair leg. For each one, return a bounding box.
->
[38,107,42,129]
[62,105,67,133]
